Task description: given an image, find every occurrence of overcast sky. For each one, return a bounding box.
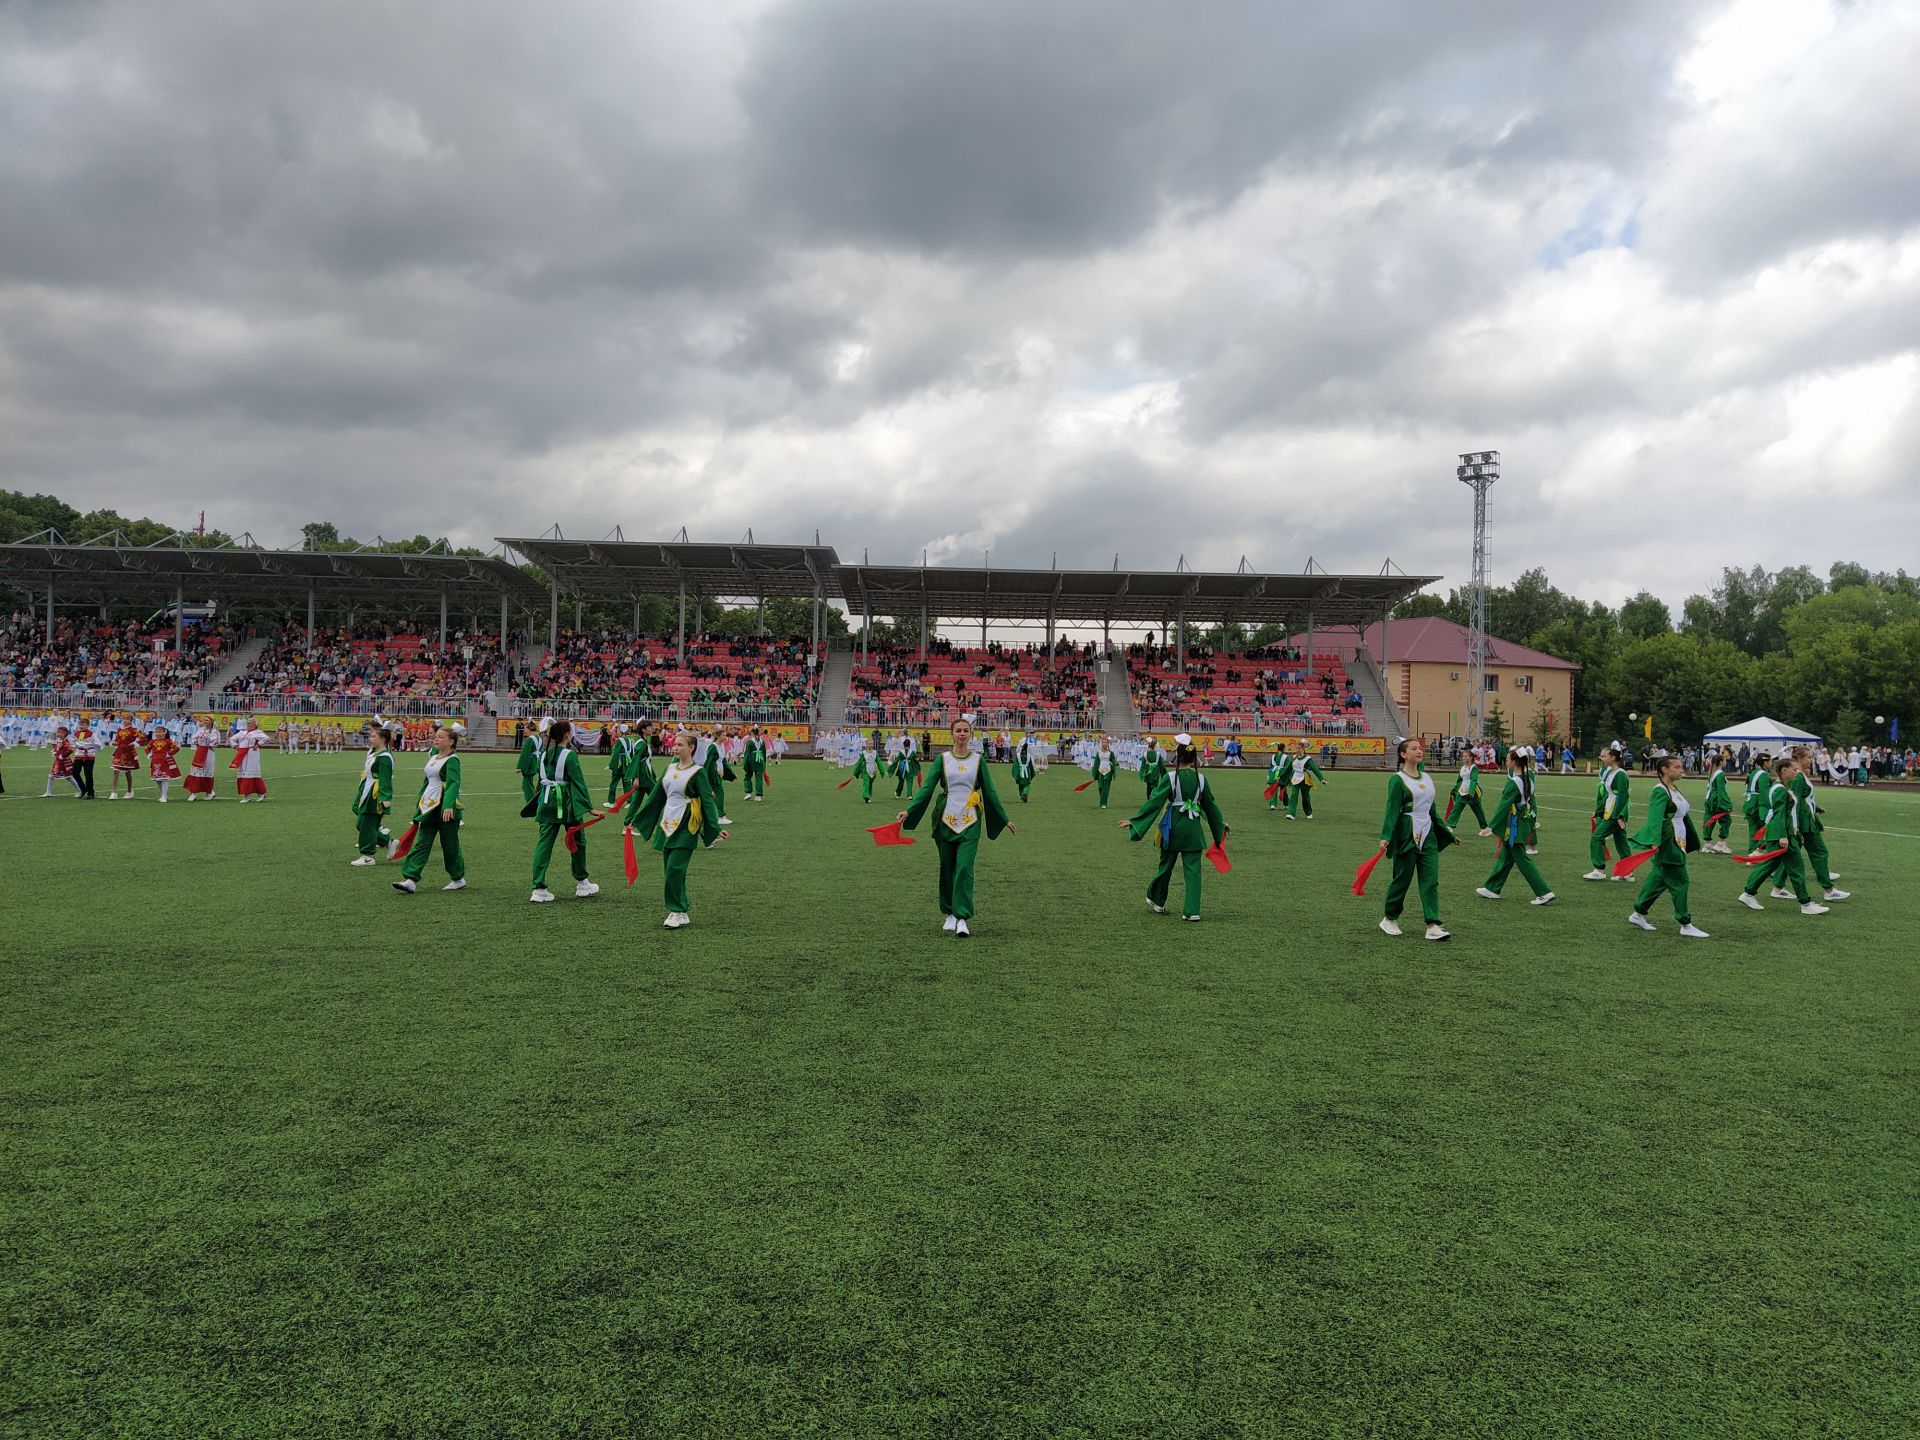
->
[3,0,1917,621]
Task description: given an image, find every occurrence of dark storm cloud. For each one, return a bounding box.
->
[1,0,1916,609]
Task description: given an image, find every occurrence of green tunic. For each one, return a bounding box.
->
[400,753,465,882]
[1589,763,1632,867]
[527,745,592,889]
[1482,773,1549,898]
[515,734,543,809]
[742,738,768,798]
[853,749,883,801]
[1011,746,1036,800]
[626,760,725,913]
[1788,771,1834,885]
[1743,780,1813,902]
[1090,747,1118,806]
[1380,768,1456,924]
[1628,782,1697,923]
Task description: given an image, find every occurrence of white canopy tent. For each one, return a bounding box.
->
[1703,715,1822,746]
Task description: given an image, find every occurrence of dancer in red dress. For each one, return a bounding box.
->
[231,717,270,801]
[146,725,183,803]
[184,717,220,800]
[108,713,143,800]
[43,727,81,798]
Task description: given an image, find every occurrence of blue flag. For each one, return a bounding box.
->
[1892,716,1899,743]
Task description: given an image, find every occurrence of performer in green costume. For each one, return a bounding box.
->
[393,723,467,893]
[1739,757,1830,916]
[742,727,769,802]
[1010,738,1037,802]
[1089,736,1119,808]
[349,725,394,865]
[1285,744,1328,819]
[899,715,1015,938]
[1376,737,1456,941]
[1122,733,1227,921]
[1624,754,1706,935]
[1474,748,1554,905]
[852,741,884,804]
[1788,746,1848,900]
[1584,746,1632,879]
[525,719,597,902]
[516,715,551,811]
[625,728,729,928]
[1741,754,1773,852]
[1702,753,1735,853]
[1265,747,1289,811]
[1140,737,1166,790]
[1446,756,1491,834]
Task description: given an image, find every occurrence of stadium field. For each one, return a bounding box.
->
[4,755,1914,1437]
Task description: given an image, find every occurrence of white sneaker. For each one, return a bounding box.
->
[943,914,958,932]
[442,879,465,891]
[718,815,733,825]
[1770,888,1793,900]
[1425,923,1451,942]
[575,880,600,898]
[664,911,691,929]
[1827,872,1841,881]
[350,855,376,867]
[1146,900,1166,914]
[954,919,971,937]
[1823,888,1850,901]
[1474,887,1501,900]
[1284,813,1295,820]
[1183,914,1202,922]
[106,793,117,801]
[1379,917,1402,937]
[1582,869,1608,881]
[1525,847,1540,856]
[1738,893,1764,910]
[1531,892,1557,906]
[1799,902,1829,915]
[1478,828,1493,837]
[1679,924,1710,938]
[1627,911,1656,931]
[392,879,416,894]
[530,888,555,903]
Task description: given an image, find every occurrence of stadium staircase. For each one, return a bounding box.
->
[1349,649,1406,739]
[815,646,853,729]
[1098,645,1139,734]
[187,636,269,710]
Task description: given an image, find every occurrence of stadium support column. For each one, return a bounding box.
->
[1306,610,1315,677]
[499,592,507,650]
[676,584,686,664]
[861,606,870,667]
[1176,609,1186,674]
[757,596,765,637]
[1380,601,1392,729]
[632,599,640,639]
[306,587,315,648]
[919,603,927,662]
[46,580,53,643]
[575,597,583,634]
[548,575,558,652]
[439,590,448,649]
[1046,598,1056,668]
[176,583,185,653]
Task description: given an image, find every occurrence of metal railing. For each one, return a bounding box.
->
[843,703,1102,731]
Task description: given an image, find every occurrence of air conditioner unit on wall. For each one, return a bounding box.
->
[1450,671,1460,680]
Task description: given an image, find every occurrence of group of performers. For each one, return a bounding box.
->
[18,712,268,802]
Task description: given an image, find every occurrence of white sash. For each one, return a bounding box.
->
[660,762,696,836]
[358,749,386,806]
[421,752,450,810]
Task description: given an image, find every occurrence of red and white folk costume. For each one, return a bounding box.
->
[184,722,220,798]
[146,729,182,801]
[231,722,269,800]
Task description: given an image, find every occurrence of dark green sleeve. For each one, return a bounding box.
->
[1381,775,1405,845]
[442,755,461,810]
[1487,777,1516,836]
[564,753,592,820]
[1127,778,1172,841]
[1199,784,1226,846]
[689,769,723,845]
[376,753,393,803]
[975,764,1011,839]
[901,764,943,830]
[627,779,666,836]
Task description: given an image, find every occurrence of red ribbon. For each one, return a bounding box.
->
[1263,782,1281,800]
[837,777,854,789]
[1612,849,1657,878]
[1705,810,1730,825]
[1734,846,1788,865]
[564,812,606,853]
[1074,779,1094,792]
[1205,840,1232,874]
[623,828,640,886]
[389,822,420,861]
[1352,849,1386,896]
[867,821,916,847]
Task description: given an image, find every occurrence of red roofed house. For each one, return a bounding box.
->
[1289,617,1579,740]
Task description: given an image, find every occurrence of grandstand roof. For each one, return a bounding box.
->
[0,536,546,607]
[498,536,1435,626]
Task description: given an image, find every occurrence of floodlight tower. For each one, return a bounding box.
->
[1457,450,1500,739]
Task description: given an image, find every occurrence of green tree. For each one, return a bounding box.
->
[1619,591,1672,640]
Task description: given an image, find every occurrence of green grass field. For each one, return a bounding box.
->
[4,752,1914,1438]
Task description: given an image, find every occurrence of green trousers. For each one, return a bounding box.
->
[1384,835,1443,924]
[1148,843,1205,917]
[1744,840,1810,903]
[743,765,765,798]
[661,845,692,912]
[1590,817,1630,869]
[532,821,589,889]
[934,828,981,920]
[1707,810,1731,840]
[1450,792,1487,828]
[520,773,537,808]
[1095,772,1112,808]
[1017,779,1031,802]
[1633,855,1690,923]
[355,807,387,856]
[607,766,625,806]
[402,811,465,882]
[1267,781,1286,810]
[1803,830,1834,887]
[1483,841,1551,898]
[1745,810,1765,847]
[1288,785,1314,818]
[860,774,874,801]
[895,768,908,796]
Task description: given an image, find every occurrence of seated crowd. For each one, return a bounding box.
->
[215,626,504,706]
[1127,641,1372,735]
[848,639,1099,727]
[0,614,242,704]
[514,631,819,718]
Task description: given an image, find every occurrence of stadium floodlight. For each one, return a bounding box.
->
[1456,450,1500,739]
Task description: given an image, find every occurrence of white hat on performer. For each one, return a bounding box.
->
[448,721,467,737]
[538,715,554,733]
